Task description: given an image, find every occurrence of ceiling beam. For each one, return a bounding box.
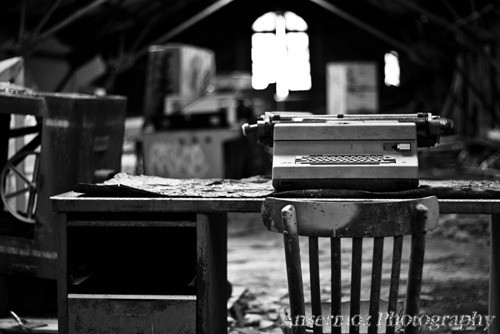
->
[135,0,236,59]
[37,0,109,46]
[32,0,63,39]
[309,0,427,66]
[103,0,237,86]
[390,0,500,73]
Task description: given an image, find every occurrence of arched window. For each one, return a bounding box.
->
[251,11,312,100]
[384,51,400,87]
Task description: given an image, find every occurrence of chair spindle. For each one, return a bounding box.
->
[309,237,323,334]
[282,205,306,334]
[404,206,428,334]
[331,237,342,334]
[387,235,403,334]
[368,237,384,334]
[350,238,363,334]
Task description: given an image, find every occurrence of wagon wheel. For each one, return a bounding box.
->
[0,151,40,224]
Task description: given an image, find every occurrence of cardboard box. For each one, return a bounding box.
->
[143,44,215,122]
[326,62,378,114]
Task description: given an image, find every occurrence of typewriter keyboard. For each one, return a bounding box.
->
[295,154,396,165]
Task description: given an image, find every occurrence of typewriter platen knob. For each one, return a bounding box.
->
[439,118,454,135]
[241,123,257,137]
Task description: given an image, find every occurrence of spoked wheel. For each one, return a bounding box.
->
[0,151,40,224]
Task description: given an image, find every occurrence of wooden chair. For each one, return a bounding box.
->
[261,196,439,334]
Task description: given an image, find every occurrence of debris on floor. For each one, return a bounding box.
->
[227,212,490,334]
[0,316,57,333]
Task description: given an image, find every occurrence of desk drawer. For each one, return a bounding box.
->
[68,294,195,333]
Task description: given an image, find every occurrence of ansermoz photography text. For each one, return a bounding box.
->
[281,311,495,331]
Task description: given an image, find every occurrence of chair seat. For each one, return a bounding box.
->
[279,299,404,334]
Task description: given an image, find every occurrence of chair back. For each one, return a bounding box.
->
[261,196,439,334]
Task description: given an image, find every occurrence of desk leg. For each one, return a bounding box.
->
[57,214,68,334]
[196,213,227,334]
[490,214,500,334]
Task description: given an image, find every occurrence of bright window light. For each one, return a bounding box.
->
[251,11,312,95]
[251,33,277,90]
[284,11,308,31]
[252,12,276,32]
[384,51,400,87]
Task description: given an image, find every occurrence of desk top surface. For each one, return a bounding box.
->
[51,174,500,215]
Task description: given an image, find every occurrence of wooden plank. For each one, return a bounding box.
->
[196,213,227,334]
[68,294,196,300]
[66,211,196,222]
[438,200,500,214]
[273,179,500,200]
[68,293,196,300]
[51,195,265,213]
[282,205,306,334]
[51,192,500,215]
[63,174,500,202]
[68,294,195,333]
[262,197,439,237]
[67,220,196,227]
[0,93,45,117]
[56,214,68,334]
[309,237,323,334]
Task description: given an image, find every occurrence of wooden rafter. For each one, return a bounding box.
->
[310,0,429,66]
[390,0,500,74]
[37,0,110,46]
[32,0,64,40]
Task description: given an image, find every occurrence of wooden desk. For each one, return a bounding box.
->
[51,176,500,334]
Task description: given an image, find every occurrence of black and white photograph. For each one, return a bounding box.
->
[0,0,499,333]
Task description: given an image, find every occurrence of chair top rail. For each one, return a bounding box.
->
[262,196,439,238]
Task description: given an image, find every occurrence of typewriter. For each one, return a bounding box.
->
[242,112,452,191]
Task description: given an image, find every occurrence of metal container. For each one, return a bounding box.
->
[0,92,126,314]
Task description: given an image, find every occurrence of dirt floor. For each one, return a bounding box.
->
[0,211,490,334]
[226,213,491,334]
